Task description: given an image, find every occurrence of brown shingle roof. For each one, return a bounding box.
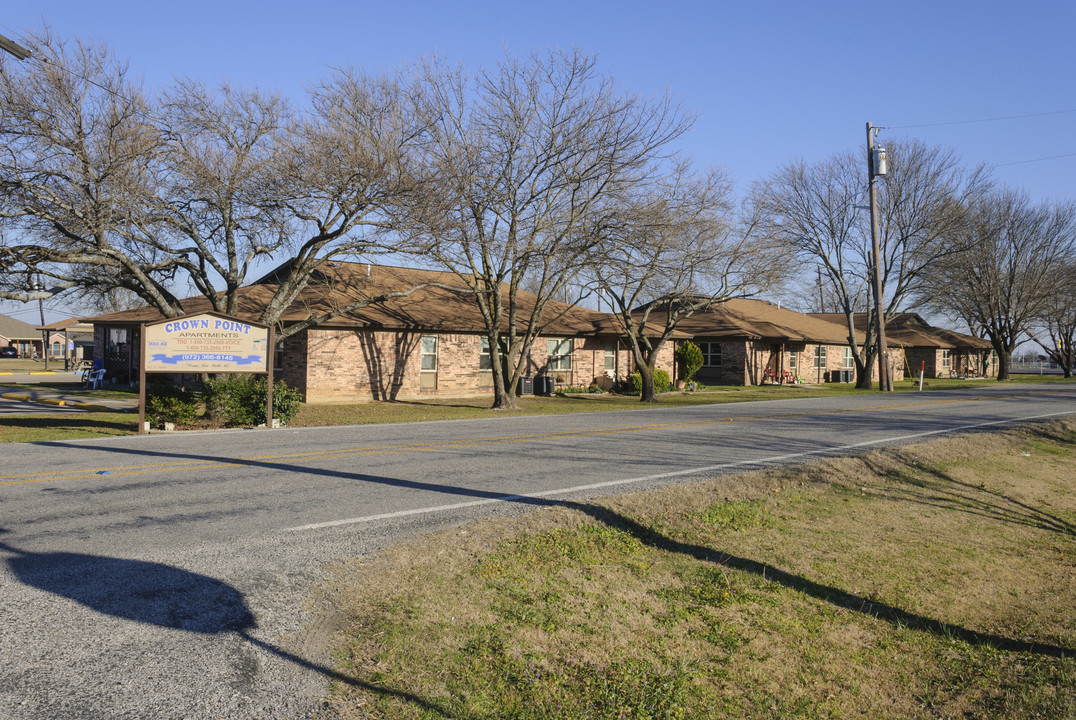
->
[36,318,95,332]
[0,314,41,341]
[808,312,992,350]
[637,299,854,345]
[81,263,642,337]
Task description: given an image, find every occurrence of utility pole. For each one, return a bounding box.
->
[866,122,891,391]
[816,265,825,312]
[0,32,32,60]
[34,274,48,370]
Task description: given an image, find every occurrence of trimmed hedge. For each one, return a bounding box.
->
[628,368,671,394]
[145,383,199,427]
[204,375,303,427]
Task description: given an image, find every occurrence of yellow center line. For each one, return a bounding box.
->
[0,391,1045,487]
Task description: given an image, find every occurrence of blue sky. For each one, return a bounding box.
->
[2,0,1074,322]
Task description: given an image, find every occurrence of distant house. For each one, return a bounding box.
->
[81,263,661,401]
[36,318,95,365]
[0,314,44,358]
[809,312,997,379]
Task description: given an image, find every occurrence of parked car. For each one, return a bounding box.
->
[0,347,18,358]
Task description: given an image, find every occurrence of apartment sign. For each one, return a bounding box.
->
[143,313,270,373]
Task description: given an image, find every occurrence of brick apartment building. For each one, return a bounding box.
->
[82,263,994,401]
[82,263,659,401]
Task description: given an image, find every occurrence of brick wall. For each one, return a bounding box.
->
[692,339,744,385]
[279,331,308,394]
[296,329,665,403]
[904,347,939,378]
[689,340,906,386]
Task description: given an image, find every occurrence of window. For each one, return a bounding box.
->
[547,339,573,371]
[604,342,616,373]
[420,335,438,388]
[814,345,827,369]
[788,350,797,370]
[479,337,492,371]
[843,347,855,369]
[547,338,573,384]
[699,342,722,367]
[942,349,951,369]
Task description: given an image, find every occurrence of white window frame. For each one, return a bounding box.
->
[547,338,573,384]
[547,338,573,372]
[814,345,827,369]
[420,335,438,388]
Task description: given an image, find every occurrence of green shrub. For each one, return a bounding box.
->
[204,375,303,427]
[145,383,199,427]
[627,368,672,394]
[558,384,606,395]
[675,341,704,383]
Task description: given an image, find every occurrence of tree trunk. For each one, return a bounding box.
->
[853,356,872,389]
[995,347,1012,381]
[638,363,658,403]
[488,351,519,410]
[855,346,879,390]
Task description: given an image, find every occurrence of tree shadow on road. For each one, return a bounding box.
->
[0,531,458,718]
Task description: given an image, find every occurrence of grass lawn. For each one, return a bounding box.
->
[323,418,1076,719]
[0,359,79,373]
[0,413,138,442]
[0,375,1071,443]
[289,375,1073,428]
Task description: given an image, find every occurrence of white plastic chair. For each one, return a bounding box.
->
[88,368,107,389]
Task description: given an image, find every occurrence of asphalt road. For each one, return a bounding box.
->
[2,384,1075,719]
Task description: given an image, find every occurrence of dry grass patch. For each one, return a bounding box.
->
[322,419,1076,719]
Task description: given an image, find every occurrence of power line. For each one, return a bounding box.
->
[1,29,156,114]
[992,152,1076,168]
[888,108,1076,130]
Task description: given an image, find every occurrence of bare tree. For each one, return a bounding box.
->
[0,31,181,310]
[750,140,990,388]
[406,50,693,409]
[589,163,778,401]
[0,31,436,344]
[1029,258,1076,377]
[922,191,1076,380]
